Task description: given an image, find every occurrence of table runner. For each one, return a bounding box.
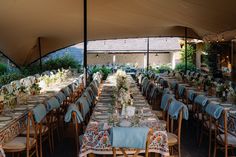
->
[0,76,79,145]
[80,75,169,156]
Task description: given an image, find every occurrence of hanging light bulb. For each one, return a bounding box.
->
[155,53,158,56]
[96,53,99,58]
[222,35,225,41]
[216,35,219,42]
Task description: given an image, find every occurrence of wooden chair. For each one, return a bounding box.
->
[204,102,225,157]
[62,86,74,104]
[24,104,52,157]
[211,109,236,157]
[76,96,91,126]
[45,97,62,152]
[64,103,84,157]
[112,129,153,157]
[166,100,188,157]
[3,112,38,157]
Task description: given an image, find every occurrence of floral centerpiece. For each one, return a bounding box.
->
[41,75,52,87]
[192,78,202,89]
[214,82,229,101]
[227,82,236,103]
[1,88,17,112]
[116,70,129,91]
[30,83,41,95]
[115,70,133,107]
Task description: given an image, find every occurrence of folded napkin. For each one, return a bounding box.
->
[161,94,174,111]
[55,91,66,104]
[83,91,93,105]
[171,81,177,90]
[194,95,208,107]
[163,88,170,94]
[178,85,185,97]
[87,87,96,100]
[159,78,164,85]
[188,90,196,101]
[68,83,77,92]
[62,87,72,97]
[168,100,189,120]
[110,127,149,149]
[46,97,61,111]
[205,102,224,119]
[64,104,83,123]
[150,87,157,98]
[32,104,47,123]
[76,96,90,119]
[90,83,98,96]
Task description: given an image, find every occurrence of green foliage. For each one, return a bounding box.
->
[0,63,8,75]
[91,66,112,80]
[43,54,79,70]
[0,72,25,86]
[180,44,195,63]
[175,62,196,72]
[157,65,172,73]
[203,43,229,72]
[21,54,82,76]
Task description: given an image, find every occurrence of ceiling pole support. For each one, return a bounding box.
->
[83,0,88,87]
[147,37,150,71]
[185,27,188,74]
[38,37,42,71]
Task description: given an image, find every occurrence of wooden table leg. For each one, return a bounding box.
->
[154,153,161,157]
[88,153,95,157]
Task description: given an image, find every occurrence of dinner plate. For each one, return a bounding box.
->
[229,110,236,114]
[96,107,110,111]
[14,106,28,111]
[221,103,233,107]
[95,115,109,120]
[0,116,12,121]
[134,103,145,106]
[143,112,153,117]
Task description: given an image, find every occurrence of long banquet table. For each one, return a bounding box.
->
[80,75,169,157]
[0,76,79,146]
[160,75,236,132]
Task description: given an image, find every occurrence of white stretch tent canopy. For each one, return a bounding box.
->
[0,0,236,66]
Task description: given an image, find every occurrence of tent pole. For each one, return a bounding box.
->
[83,0,88,87]
[147,37,150,71]
[38,37,42,71]
[185,27,188,74]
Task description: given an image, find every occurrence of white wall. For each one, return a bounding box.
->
[87,52,180,68]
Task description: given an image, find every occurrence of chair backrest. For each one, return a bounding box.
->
[205,103,230,157]
[177,84,185,99]
[24,104,47,157]
[160,93,174,111]
[62,86,72,97]
[193,95,208,118]
[111,128,152,157]
[145,82,155,99]
[55,91,66,104]
[46,97,61,112]
[68,83,77,92]
[166,100,186,146]
[76,96,90,120]
[65,103,83,156]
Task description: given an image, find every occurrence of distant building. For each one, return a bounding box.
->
[74,37,181,69]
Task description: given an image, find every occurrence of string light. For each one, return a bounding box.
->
[222,35,225,41]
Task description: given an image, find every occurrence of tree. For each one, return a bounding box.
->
[180,44,195,63]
